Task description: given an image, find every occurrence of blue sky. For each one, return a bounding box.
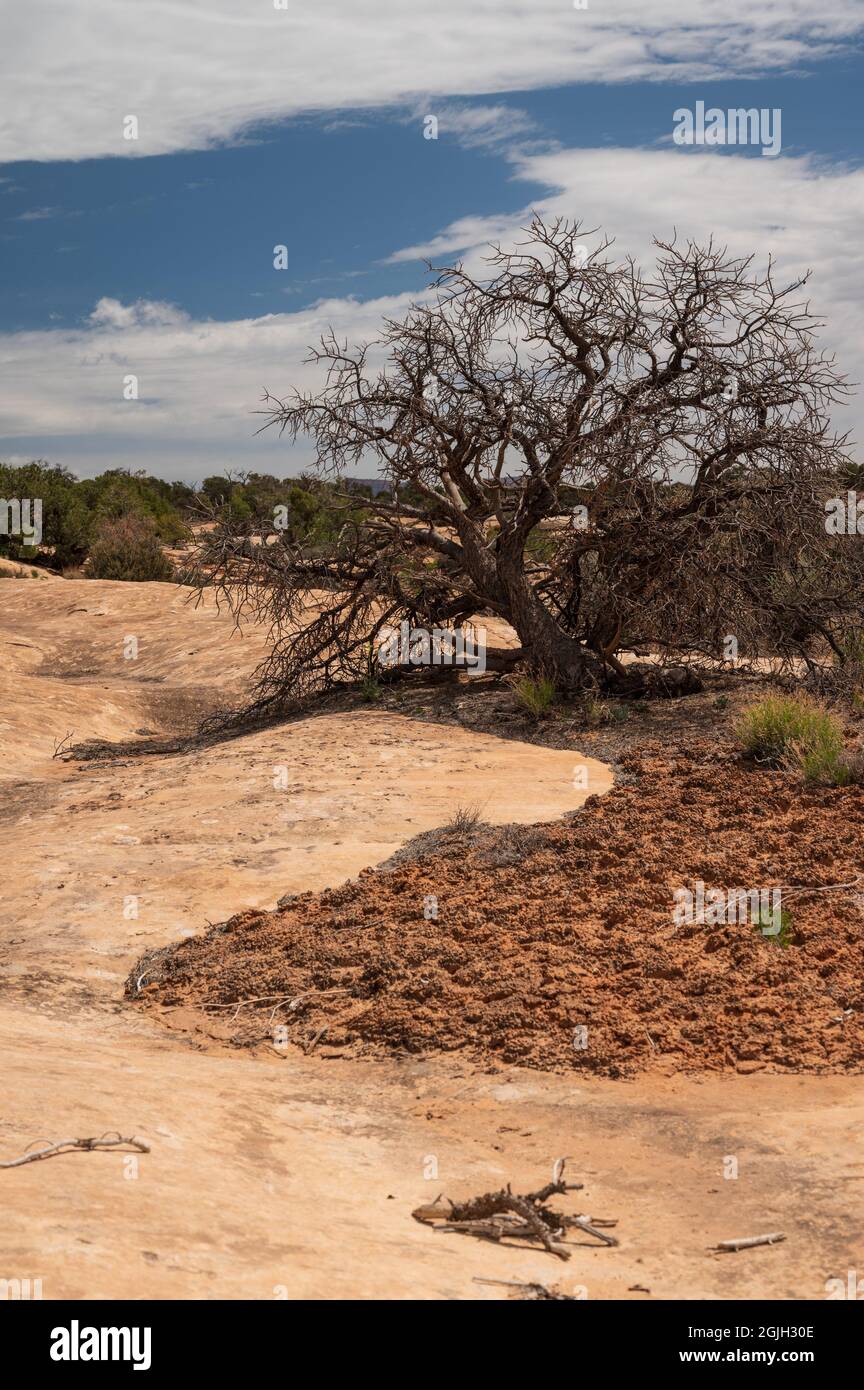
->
[1,2,862,481]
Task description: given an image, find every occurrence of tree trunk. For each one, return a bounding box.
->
[497,553,600,691]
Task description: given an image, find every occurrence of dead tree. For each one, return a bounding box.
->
[194,216,860,720]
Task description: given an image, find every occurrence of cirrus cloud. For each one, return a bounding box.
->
[1,0,863,163]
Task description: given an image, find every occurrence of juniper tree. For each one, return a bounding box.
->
[197,216,860,718]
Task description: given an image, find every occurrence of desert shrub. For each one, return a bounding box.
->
[199,472,357,550]
[480,823,548,867]
[173,565,212,588]
[736,694,849,784]
[837,746,864,783]
[357,642,384,703]
[581,697,606,728]
[358,672,383,703]
[446,804,483,834]
[791,721,850,785]
[511,675,557,719]
[88,515,173,582]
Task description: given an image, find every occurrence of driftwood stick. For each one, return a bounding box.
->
[568,1214,620,1246]
[438,1219,570,1260]
[472,1277,580,1301]
[0,1133,150,1169]
[304,1025,329,1055]
[204,987,348,1017]
[713,1233,786,1253]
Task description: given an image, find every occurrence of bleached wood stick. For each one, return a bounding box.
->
[714,1232,785,1252]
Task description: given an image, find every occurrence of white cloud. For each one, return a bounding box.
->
[387,146,864,445]
[0,291,421,478]
[1,0,862,163]
[88,298,191,329]
[415,102,543,154]
[15,206,71,221]
[1,149,862,479]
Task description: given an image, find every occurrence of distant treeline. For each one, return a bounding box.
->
[0,462,399,572]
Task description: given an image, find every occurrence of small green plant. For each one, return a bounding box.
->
[753,905,793,949]
[582,697,606,728]
[358,673,383,703]
[511,674,557,719]
[736,694,848,784]
[358,641,383,703]
[713,694,729,711]
[609,702,630,723]
[792,724,852,786]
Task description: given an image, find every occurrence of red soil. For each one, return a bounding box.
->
[133,742,864,1076]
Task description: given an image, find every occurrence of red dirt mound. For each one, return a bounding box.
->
[131,743,864,1076]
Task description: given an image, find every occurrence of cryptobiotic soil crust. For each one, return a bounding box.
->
[134,744,864,1078]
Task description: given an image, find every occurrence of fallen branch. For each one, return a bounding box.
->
[304,1025,329,1055]
[780,876,862,897]
[412,1160,616,1261]
[568,1214,620,1247]
[52,729,76,759]
[203,987,348,1022]
[472,1277,581,1301]
[712,1232,786,1253]
[0,1133,150,1169]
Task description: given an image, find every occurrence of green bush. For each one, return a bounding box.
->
[736,694,849,785]
[0,461,190,570]
[87,515,173,582]
[511,674,557,719]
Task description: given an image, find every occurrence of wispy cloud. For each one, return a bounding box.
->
[14,206,78,222]
[411,102,546,155]
[2,143,862,478]
[0,290,420,478]
[2,1,863,162]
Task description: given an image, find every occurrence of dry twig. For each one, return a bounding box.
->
[472,1277,581,1301]
[412,1160,617,1261]
[0,1133,150,1169]
[712,1232,786,1253]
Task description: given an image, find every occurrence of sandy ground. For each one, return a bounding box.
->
[0,578,861,1300]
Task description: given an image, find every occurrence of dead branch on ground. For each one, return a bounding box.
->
[0,1133,150,1169]
[412,1159,617,1260]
